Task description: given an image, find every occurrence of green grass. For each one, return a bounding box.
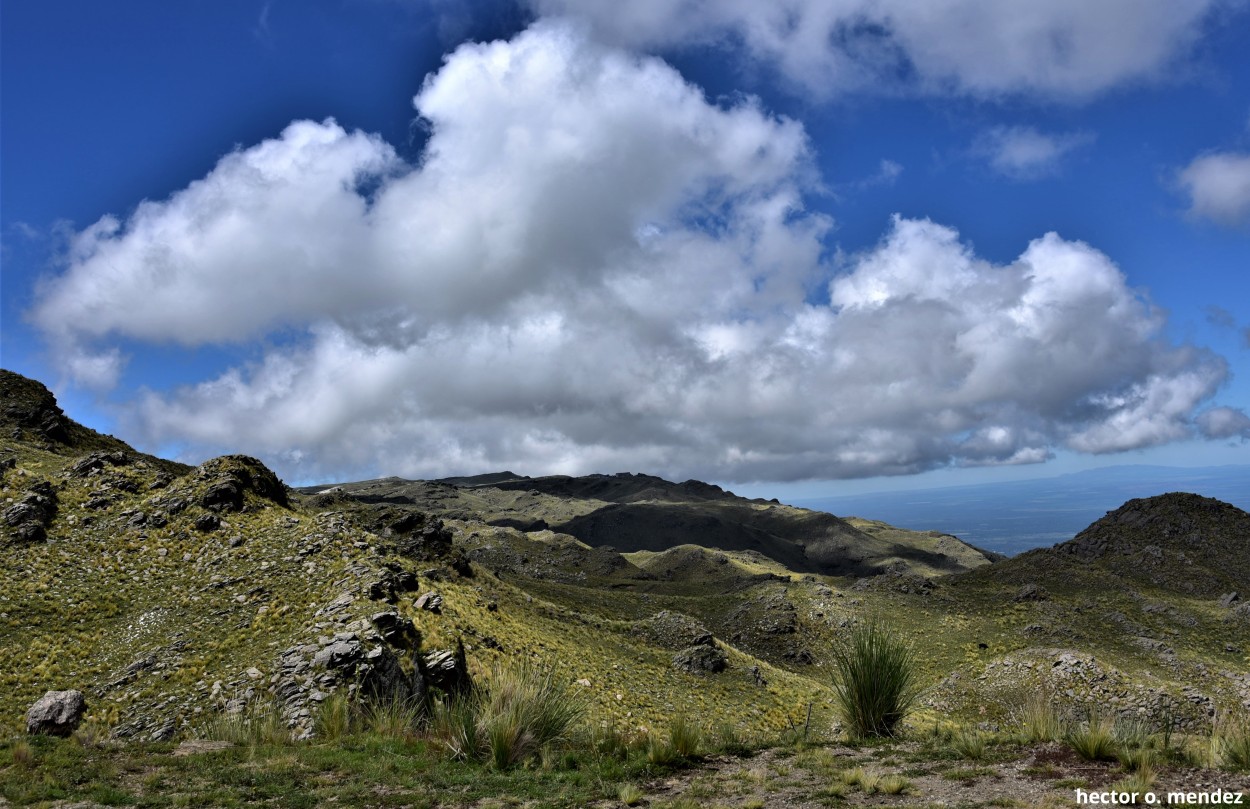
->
[198,699,291,746]
[0,723,691,809]
[829,617,918,739]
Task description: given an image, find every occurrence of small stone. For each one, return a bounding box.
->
[414,592,443,613]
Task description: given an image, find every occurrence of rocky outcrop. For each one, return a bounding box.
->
[672,643,728,674]
[194,455,289,512]
[927,649,1222,732]
[1,370,71,446]
[3,480,58,543]
[26,690,86,736]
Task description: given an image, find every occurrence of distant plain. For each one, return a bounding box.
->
[798,464,1250,555]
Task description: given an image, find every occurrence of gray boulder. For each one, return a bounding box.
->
[26,690,86,736]
[672,644,728,674]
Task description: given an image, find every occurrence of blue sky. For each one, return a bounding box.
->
[2,0,1248,493]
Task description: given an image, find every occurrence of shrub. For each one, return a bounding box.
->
[829,617,918,739]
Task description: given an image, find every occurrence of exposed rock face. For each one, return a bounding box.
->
[672,643,728,674]
[69,451,131,478]
[415,592,443,613]
[26,690,86,736]
[423,641,472,697]
[3,480,58,544]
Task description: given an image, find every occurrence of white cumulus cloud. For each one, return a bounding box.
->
[1177,151,1250,226]
[31,21,1231,483]
[526,0,1228,100]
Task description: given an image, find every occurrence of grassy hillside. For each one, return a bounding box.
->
[4,369,1248,740]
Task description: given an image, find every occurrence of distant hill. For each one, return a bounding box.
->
[969,491,1250,598]
[300,472,999,577]
[797,464,1250,555]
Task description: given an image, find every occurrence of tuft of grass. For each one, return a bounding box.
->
[1116,742,1158,773]
[878,774,910,794]
[10,738,35,768]
[72,721,111,749]
[829,617,918,739]
[951,728,988,760]
[1019,691,1066,743]
[710,721,750,756]
[198,699,291,746]
[839,766,866,786]
[668,715,703,759]
[1108,765,1156,803]
[646,731,681,766]
[1214,713,1250,772]
[361,696,422,741]
[477,660,585,769]
[429,693,480,761]
[617,782,645,806]
[313,691,354,740]
[1068,714,1118,762]
[426,659,586,769]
